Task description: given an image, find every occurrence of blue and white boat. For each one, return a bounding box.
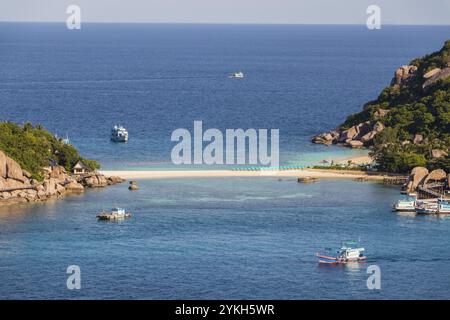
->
[316,241,366,264]
[437,199,450,214]
[415,199,439,214]
[111,125,129,142]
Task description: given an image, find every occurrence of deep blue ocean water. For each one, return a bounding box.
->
[1,23,450,299]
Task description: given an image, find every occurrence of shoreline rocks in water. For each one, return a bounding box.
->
[128,181,139,191]
[0,150,125,205]
[312,120,386,148]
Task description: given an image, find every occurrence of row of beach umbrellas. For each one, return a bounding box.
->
[232,165,306,171]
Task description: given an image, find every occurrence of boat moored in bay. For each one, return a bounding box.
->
[393,194,417,212]
[111,125,129,142]
[437,199,450,214]
[97,207,131,220]
[316,241,366,264]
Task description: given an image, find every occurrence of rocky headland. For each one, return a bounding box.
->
[0,149,124,205]
[312,40,450,178]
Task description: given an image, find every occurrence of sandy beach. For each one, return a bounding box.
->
[100,168,385,180]
[101,154,379,180]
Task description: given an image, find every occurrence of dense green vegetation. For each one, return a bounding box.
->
[341,41,450,173]
[0,122,100,180]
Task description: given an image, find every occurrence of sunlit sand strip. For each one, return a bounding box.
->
[100,169,385,181]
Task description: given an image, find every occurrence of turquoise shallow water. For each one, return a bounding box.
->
[1,178,450,299]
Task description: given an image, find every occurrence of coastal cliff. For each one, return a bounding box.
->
[0,122,124,205]
[313,40,450,174]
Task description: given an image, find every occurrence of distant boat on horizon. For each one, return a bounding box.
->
[230,71,244,79]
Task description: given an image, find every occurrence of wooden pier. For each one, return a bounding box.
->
[382,176,408,185]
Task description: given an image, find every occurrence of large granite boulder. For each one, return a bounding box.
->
[354,121,372,140]
[423,68,441,79]
[391,65,417,88]
[423,67,450,90]
[348,140,364,148]
[423,169,447,186]
[360,131,378,143]
[406,166,429,192]
[65,181,84,192]
[0,151,7,178]
[83,174,108,188]
[43,178,57,196]
[5,156,27,183]
[339,126,359,142]
[0,177,28,190]
[107,176,125,185]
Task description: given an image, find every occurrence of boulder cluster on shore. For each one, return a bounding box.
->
[312,119,386,148]
[312,61,450,153]
[0,150,124,205]
[405,166,450,194]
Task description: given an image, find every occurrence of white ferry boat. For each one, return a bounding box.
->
[111,125,129,142]
[316,241,366,264]
[437,199,450,214]
[393,194,417,212]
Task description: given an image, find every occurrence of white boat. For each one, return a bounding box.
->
[393,194,417,212]
[230,71,244,78]
[97,207,131,220]
[437,199,450,214]
[316,241,366,264]
[111,125,128,142]
[415,199,439,214]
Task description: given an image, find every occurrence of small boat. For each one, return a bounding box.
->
[393,194,417,212]
[437,198,450,214]
[230,71,244,78]
[111,125,129,142]
[316,241,366,264]
[97,207,131,220]
[415,199,439,214]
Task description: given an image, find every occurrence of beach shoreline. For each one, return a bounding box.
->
[100,168,386,181]
[100,154,380,180]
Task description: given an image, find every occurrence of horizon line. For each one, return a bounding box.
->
[1,20,450,26]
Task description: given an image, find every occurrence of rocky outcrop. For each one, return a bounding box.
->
[347,140,364,148]
[312,120,385,148]
[406,167,450,193]
[423,68,441,79]
[423,169,447,186]
[128,181,139,190]
[81,174,108,188]
[0,151,28,184]
[311,130,339,145]
[405,166,429,193]
[391,65,417,88]
[423,67,450,90]
[0,151,124,205]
